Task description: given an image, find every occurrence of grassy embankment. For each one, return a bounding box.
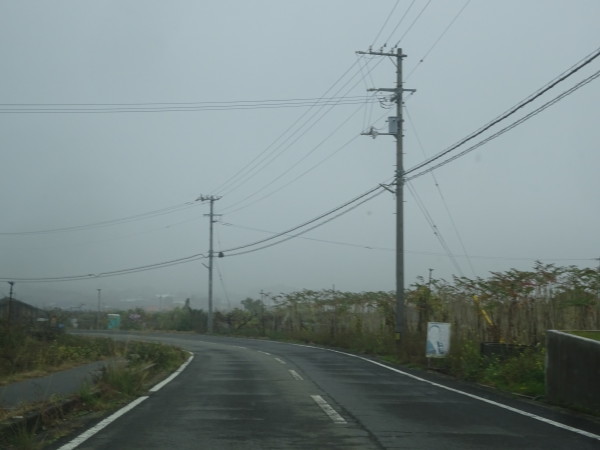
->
[0,327,187,449]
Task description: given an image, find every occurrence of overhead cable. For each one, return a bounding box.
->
[213,60,383,199]
[0,202,198,236]
[406,182,464,276]
[405,106,477,276]
[218,183,389,254]
[220,133,362,215]
[220,105,393,216]
[382,0,417,48]
[209,61,364,195]
[406,0,472,80]
[405,68,600,181]
[222,222,394,252]
[222,189,387,258]
[371,0,402,47]
[0,182,391,283]
[393,0,432,48]
[0,252,206,283]
[0,96,376,114]
[405,47,600,177]
[219,104,366,214]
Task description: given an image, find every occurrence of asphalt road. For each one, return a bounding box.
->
[53,333,600,449]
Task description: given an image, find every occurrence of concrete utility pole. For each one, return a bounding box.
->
[357,47,415,350]
[197,195,222,333]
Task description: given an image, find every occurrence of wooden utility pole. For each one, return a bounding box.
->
[357,48,415,351]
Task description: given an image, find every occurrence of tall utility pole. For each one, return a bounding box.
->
[357,48,415,349]
[197,195,222,333]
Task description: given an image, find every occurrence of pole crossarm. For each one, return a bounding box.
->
[196,195,222,202]
[356,50,404,58]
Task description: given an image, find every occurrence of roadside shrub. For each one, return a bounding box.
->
[122,341,185,371]
[480,347,545,397]
[100,365,148,397]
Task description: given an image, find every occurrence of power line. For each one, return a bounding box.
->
[209,42,391,202]
[405,47,600,177]
[220,133,363,215]
[0,252,207,283]
[215,260,231,310]
[222,222,395,252]
[216,99,364,199]
[406,67,600,181]
[0,202,199,236]
[393,0,432,48]
[215,226,231,309]
[213,73,389,213]
[406,182,464,276]
[221,223,598,263]
[0,96,377,114]
[213,61,385,199]
[356,54,378,131]
[381,0,417,48]
[222,189,387,258]
[209,61,365,196]
[0,184,391,283]
[220,105,394,216]
[371,0,402,47]
[406,0,472,80]
[219,104,366,214]
[405,105,477,276]
[219,183,388,254]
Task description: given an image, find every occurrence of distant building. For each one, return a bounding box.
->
[0,297,49,325]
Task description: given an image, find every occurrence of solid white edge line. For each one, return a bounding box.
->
[58,352,194,450]
[149,352,194,392]
[294,343,600,442]
[289,369,304,381]
[311,394,347,424]
[57,396,149,450]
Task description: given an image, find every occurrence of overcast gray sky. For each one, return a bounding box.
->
[1,1,599,310]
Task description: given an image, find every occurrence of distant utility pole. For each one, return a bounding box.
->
[357,47,415,350]
[7,281,15,326]
[595,257,600,300]
[96,288,102,329]
[197,195,222,333]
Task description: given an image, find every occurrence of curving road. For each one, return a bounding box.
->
[54,333,600,449]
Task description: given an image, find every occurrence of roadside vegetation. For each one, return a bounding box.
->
[0,328,187,449]
[1,262,597,448]
[0,330,118,385]
[568,330,600,341]
[100,262,597,399]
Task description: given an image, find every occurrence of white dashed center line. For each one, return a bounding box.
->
[311,395,347,424]
[289,369,304,381]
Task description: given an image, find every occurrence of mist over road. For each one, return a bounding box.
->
[55,333,600,449]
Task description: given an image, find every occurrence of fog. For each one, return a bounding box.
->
[1,1,598,311]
